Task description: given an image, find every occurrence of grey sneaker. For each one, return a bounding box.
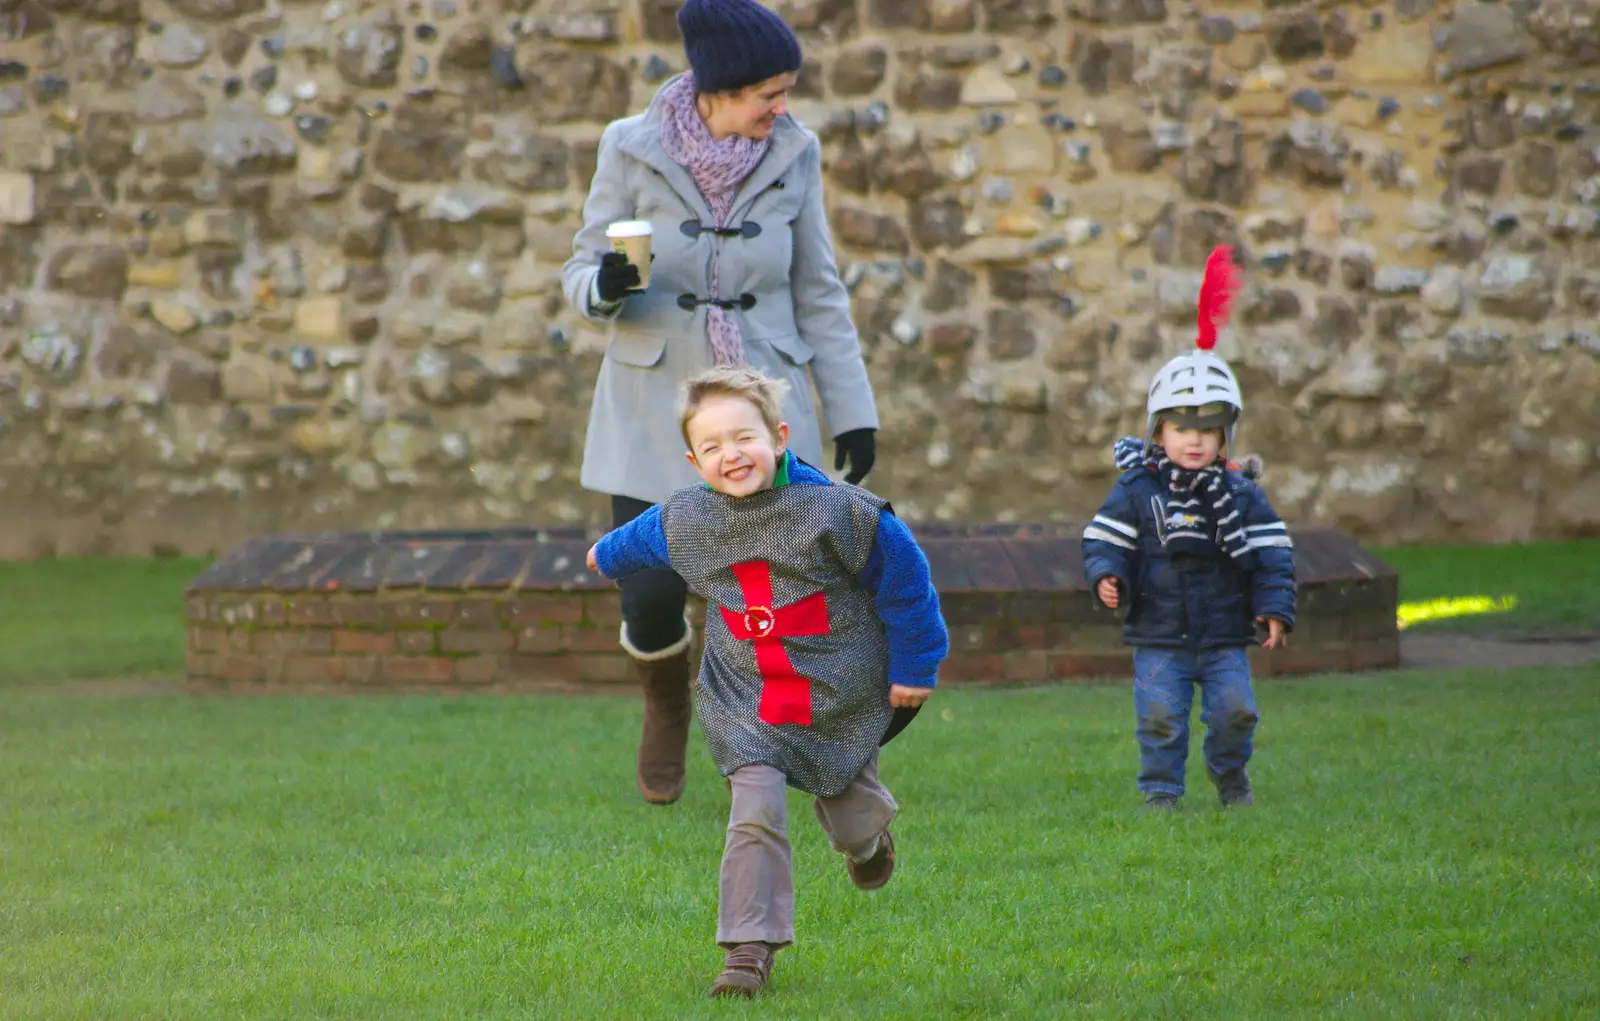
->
[1211,768,1254,807]
[1144,793,1180,811]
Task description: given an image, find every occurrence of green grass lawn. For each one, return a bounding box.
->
[2,667,1598,1019]
[1376,540,1600,635]
[0,556,208,685]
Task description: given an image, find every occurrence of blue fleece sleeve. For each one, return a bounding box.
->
[856,512,949,688]
[1082,480,1139,605]
[786,453,833,485]
[593,505,671,579]
[1241,485,1297,629]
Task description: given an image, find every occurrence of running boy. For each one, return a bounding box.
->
[1082,246,1297,810]
[587,365,948,997]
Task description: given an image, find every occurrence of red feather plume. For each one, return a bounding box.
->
[1194,244,1242,351]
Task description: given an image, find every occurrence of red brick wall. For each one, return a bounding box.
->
[184,576,1400,691]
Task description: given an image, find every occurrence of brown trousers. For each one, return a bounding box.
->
[716,751,897,948]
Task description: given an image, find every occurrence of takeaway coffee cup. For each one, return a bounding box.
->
[605,220,653,290]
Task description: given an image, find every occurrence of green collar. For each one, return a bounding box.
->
[702,450,791,493]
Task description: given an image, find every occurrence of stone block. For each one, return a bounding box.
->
[1231,91,1290,118]
[293,297,344,343]
[150,298,199,335]
[1339,22,1434,84]
[991,125,1057,173]
[185,210,243,248]
[574,653,631,685]
[333,630,396,655]
[438,627,515,654]
[505,592,587,626]
[960,65,1020,105]
[397,631,437,654]
[46,245,129,300]
[380,656,456,685]
[1451,3,1532,73]
[0,172,35,224]
[127,260,183,289]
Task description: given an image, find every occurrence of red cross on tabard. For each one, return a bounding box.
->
[719,560,831,726]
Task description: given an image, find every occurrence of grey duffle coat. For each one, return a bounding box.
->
[562,76,879,507]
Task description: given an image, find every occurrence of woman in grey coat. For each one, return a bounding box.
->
[562,0,881,809]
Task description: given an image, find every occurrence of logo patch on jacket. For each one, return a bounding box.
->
[1150,496,1209,547]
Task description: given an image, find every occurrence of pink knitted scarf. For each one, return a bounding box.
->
[657,73,770,366]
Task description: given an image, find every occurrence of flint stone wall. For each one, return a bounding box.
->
[2,0,1599,556]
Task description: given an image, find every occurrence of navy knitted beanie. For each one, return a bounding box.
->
[677,0,803,95]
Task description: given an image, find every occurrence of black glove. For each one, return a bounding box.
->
[594,251,641,303]
[833,428,876,485]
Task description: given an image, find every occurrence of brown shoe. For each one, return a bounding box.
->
[847,829,896,891]
[626,624,694,805]
[711,942,774,998]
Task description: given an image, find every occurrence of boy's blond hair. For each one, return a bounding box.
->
[678,366,789,448]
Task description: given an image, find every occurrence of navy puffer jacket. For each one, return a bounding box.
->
[1082,466,1297,650]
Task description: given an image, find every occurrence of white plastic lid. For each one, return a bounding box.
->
[605,220,653,237]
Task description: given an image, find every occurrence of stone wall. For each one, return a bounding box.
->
[1,0,1598,558]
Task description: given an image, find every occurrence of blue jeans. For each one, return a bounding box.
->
[1131,647,1259,797]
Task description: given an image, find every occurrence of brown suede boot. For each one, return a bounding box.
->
[711,942,775,998]
[625,620,693,805]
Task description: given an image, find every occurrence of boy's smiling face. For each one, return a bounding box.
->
[685,395,789,497]
[1158,419,1224,470]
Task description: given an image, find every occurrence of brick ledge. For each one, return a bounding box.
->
[184,524,1400,688]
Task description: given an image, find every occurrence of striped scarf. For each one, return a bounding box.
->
[1142,444,1253,565]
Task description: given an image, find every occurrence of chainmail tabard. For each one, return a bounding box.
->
[662,482,891,798]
